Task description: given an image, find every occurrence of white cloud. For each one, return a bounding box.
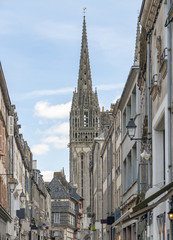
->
[31,143,50,155]
[41,171,69,182]
[44,136,68,149]
[45,122,69,136]
[20,87,74,100]
[41,171,54,182]
[34,101,71,119]
[15,83,124,101]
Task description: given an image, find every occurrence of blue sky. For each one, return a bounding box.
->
[0,0,142,181]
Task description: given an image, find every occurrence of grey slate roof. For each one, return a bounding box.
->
[48,177,70,199]
[48,175,82,202]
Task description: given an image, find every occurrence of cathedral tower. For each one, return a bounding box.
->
[69,16,100,234]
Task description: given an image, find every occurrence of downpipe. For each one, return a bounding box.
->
[166,0,173,239]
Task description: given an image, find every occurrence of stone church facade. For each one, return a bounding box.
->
[69,16,100,238]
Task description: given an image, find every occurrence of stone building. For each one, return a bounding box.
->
[134,0,173,239]
[0,62,52,240]
[0,62,15,239]
[90,132,104,240]
[111,101,122,240]
[31,160,51,240]
[48,172,82,240]
[69,16,100,238]
[118,59,140,239]
[13,116,32,239]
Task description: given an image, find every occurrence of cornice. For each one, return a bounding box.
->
[140,0,163,33]
[0,63,11,113]
[118,66,139,111]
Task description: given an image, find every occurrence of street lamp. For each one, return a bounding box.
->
[0,174,18,193]
[20,190,26,202]
[15,189,26,202]
[168,209,173,221]
[126,118,151,141]
[126,118,137,140]
[8,177,18,193]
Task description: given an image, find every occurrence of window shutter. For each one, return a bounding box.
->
[8,116,14,136]
[0,121,3,153]
[0,177,2,205]
[2,127,5,160]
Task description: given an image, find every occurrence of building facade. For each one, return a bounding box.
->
[48,172,82,240]
[0,63,52,240]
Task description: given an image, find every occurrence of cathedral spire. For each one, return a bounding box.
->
[134,17,140,66]
[78,15,92,105]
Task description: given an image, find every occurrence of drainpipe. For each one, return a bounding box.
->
[166,0,172,239]
[167,0,172,185]
[106,142,109,217]
[147,34,151,188]
[110,137,113,240]
[97,142,99,222]
[101,155,103,240]
[110,138,112,215]
[146,33,152,240]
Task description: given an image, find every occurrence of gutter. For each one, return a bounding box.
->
[139,0,146,21]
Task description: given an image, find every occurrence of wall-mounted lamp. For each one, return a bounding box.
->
[20,190,26,202]
[0,174,18,193]
[126,118,137,139]
[15,189,26,202]
[168,209,173,221]
[126,118,151,141]
[28,202,32,210]
[8,177,18,193]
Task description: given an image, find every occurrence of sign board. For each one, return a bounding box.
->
[101,219,107,224]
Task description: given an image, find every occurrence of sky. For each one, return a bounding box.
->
[0,0,142,181]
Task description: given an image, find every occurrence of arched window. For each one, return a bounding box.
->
[84,112,88,127]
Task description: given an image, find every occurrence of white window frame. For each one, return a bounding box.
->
[54,213,60,224]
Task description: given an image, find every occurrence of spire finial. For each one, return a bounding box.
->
[83,8,87,16]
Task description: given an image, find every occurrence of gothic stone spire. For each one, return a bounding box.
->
[78,16,92,106]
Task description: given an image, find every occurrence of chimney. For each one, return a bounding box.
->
[32,160,37,169]
[54,172,62,179]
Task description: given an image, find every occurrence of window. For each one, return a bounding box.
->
[84,111,88,127]
[123,145,137,192]
[75,118,77,127]
[131,86,136,117]
[54,213,60,224]
[154,116,165,186]
[127,98,131,120]
[123,110,126,136]
[123,159,127,192]
[69,214,74,225]
[81,154,84,197]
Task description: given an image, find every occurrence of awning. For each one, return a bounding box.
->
[130,186,173,219]
[111,209,132,228]
[111,181,173,227]
[133,181,173,214]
